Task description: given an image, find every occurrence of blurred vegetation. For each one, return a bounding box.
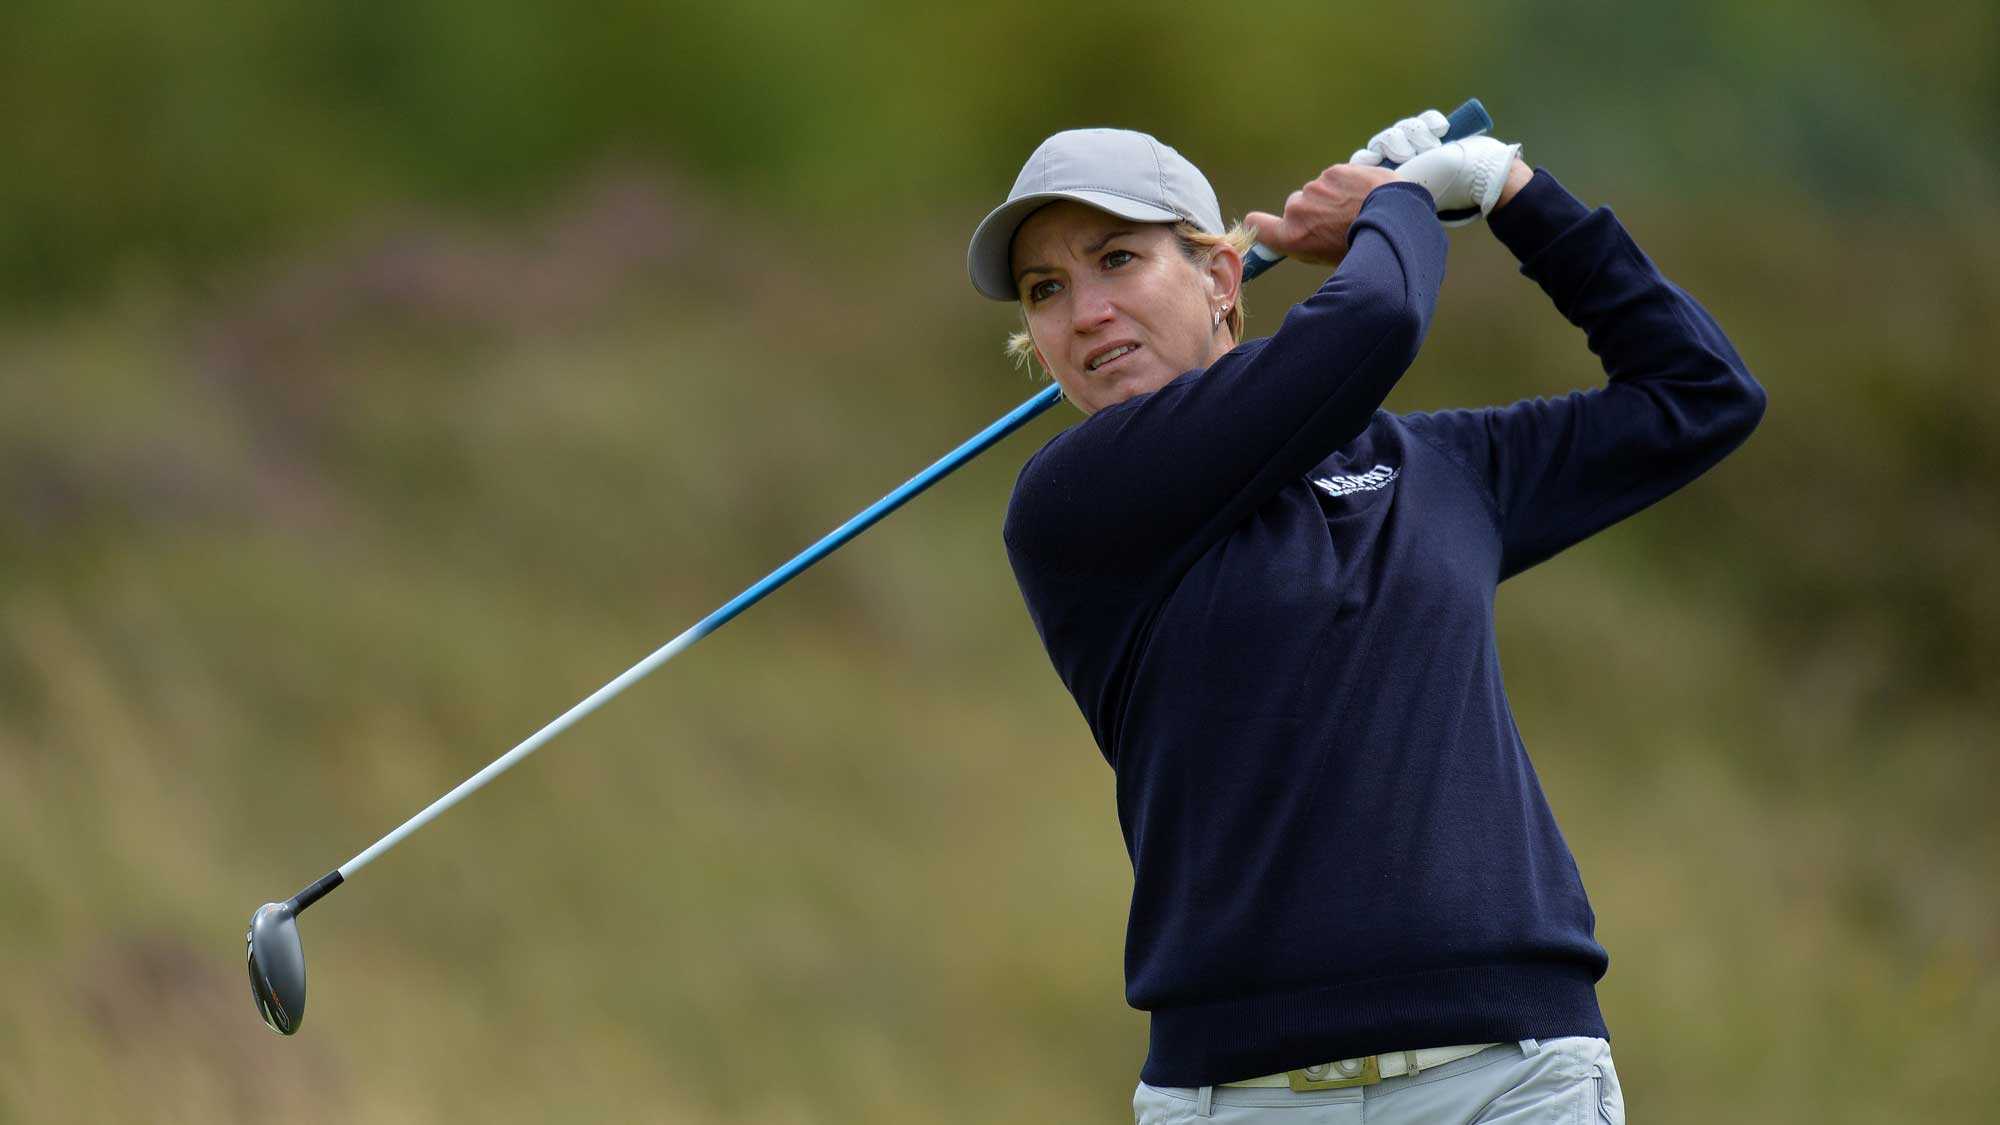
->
[2,1,1996,1122]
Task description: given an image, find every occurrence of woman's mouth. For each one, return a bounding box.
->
[1086,343,1141,372]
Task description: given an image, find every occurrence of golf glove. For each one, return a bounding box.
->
[1349,110,1453,166]
[1386,137,1522,228]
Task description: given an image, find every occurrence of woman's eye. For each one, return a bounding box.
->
[1104,249,1134,269]
[1028,279,1062,303]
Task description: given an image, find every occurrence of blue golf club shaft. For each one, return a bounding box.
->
[288,98,1495,908]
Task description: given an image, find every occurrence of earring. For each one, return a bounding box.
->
[1212,307,1223,327]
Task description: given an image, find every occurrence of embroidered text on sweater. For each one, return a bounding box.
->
[1312,464,1399,497]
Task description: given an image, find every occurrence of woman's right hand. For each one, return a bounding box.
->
[1243,163,1404,267]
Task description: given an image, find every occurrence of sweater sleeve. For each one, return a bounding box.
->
[1004,182,1447,583]
[1404,169,1767,581]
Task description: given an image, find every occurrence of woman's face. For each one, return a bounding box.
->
[1010,201,1238,416]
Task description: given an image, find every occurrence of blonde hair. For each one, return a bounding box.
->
[1004,219,1257,377]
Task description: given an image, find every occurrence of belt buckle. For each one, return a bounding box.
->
[1288,1055,1381,1092]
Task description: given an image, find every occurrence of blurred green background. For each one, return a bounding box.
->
[3,1,1995,1121]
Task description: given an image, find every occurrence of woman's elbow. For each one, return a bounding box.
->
[1730,365,1768,440]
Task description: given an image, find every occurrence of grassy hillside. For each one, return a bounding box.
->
[4,2,1998,1117]
[2,158,1994,1121]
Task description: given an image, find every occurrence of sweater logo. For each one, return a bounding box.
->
[1312,464,1399,498]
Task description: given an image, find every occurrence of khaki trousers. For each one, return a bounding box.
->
[1134,1036,1622,1124]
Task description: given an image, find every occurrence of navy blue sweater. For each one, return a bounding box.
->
[1002,172,1765,1087]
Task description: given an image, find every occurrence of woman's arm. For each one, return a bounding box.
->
[1404,168,1767,581]
[1004,181,1448,584]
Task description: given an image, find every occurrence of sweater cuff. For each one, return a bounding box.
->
[1354,180,1438,242]
[1487,168,1590,261]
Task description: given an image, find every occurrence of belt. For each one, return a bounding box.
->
[1221,1042,1502,1091]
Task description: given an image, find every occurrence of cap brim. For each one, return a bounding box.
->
[967,190,1184,301]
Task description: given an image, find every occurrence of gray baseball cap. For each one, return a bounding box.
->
[967,128,1224,301]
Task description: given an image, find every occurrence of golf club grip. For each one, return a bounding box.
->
[1241,98,1492,282]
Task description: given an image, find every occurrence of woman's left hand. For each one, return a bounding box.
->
[1347,110,1453,167]
[1393,137,1525,226]
[1349,110,1532,221]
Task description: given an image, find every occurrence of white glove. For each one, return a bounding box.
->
[1348,110,1451,167]
[1390,136,1522,228]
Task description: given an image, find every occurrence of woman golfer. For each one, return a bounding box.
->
[967,112,1764,1122]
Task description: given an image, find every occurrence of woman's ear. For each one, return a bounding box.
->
[1205,241,1244,314]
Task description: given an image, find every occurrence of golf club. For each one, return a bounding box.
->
[246,98,1494,1035]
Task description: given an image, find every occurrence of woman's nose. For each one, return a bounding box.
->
[1068,282,1115,332]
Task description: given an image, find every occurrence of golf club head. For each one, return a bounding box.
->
[246,901,307,1034]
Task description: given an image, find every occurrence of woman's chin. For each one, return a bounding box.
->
[1105,364,1174,404]
[1063,362,1172,414]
